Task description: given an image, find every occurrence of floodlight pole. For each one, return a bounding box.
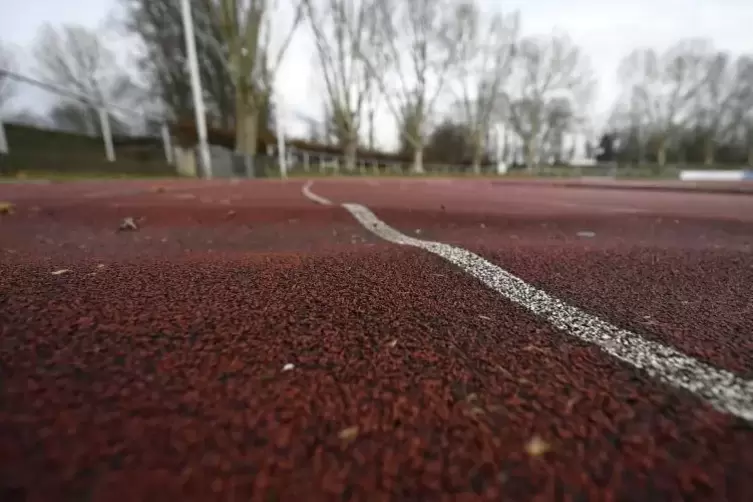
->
[180,0,212,179]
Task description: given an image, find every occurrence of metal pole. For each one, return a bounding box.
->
[180,0,212,179]
[0,118,8,155]
[276,117,287,179]
[99,107,115,162]
[161,124,174,165]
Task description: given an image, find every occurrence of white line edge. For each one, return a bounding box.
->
[302,180,333,206]
[302,180,753,422]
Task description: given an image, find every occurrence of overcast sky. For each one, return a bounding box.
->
[2,0,752,147]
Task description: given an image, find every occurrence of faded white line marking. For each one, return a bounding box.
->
[303,181,753,422]
[302,180,333,205]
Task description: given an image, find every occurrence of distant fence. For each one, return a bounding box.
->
[0,123,176,177]
[0,70,175,177]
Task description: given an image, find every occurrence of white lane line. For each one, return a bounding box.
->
[302,181,753,422]
[302,180,333,205]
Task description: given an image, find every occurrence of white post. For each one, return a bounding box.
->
[495,124,507,175]
[180,0,212,179]
[0,118,8,155]
[276,118,287,178]
[99,107,115,162]
[161,124,174,165]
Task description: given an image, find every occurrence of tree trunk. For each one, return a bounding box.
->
[240,111,258,156]
[525,139,536,173]
[344,137,358,172]
[412,146,424,174]
[235,90,259,177]
[471,145,483,175]
[367,108,375,151]
[471,132,483,175]
[703,137,715,166]
[657,139,667,167]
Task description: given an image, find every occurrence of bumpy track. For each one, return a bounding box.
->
[1,178,752,501]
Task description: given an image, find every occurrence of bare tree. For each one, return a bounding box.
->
[692,50,753,165]
[32,23,144,135]
[506,33,594,170]
[359,0,468,172]
[0,41,18,113]
[731,55,753,165]
[449,4,518,173]
[121,0,235,128]
[207,0,304,163]
[617,39,710,167]
[539,97,574,164]
[302,0,378,171]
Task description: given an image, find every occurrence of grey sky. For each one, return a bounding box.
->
[2,0,752,147]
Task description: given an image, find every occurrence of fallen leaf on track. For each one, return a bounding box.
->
[282,363,295,372]
[338,426,359,442]
[525,436,551,457]
[0,202,15,215]
[386,339,398,348]
[51,269,70,276]
[118,217,138,231]
[468,406,485,417]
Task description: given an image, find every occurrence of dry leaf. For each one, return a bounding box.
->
[468,406,485,417]
[565,396,580,413]
[282,363,295,372]
[0,202,15,215]
[525,436,551,457]
[51,269,70,276]
[338,426,359,442]
[386,339,398,348]
[119,217,138,231]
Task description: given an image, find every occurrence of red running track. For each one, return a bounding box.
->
[1,178,752,501]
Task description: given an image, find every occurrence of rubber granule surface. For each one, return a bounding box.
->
[1,179,752,502]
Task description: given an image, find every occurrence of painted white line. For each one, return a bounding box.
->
[302,180,332,205]
[303,182,753,422]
